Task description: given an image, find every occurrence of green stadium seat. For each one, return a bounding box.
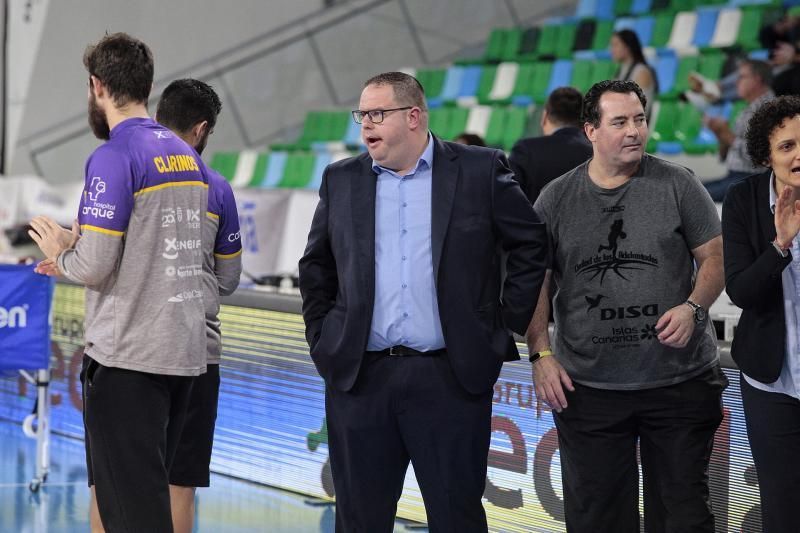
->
[669,0,696,12]
[530,62,554,103]
[477,65,499,103]
[735,7,764,51]
[248,153,270,187]
[571,60,594,93]
[536,24,560,57]
[697,52,725,82]
[651,13,675,48]
[556,23,578,58]
[503,107,529,151]
[484,107,507,147]
[614,0,634,17]
[592,60,618,85]
[278,153,315,188]
[209,152,239,182]
[446,107,470,140]
[646,100,678,152]
[591,20,615,51]
[501,28,524,61]
[428,108,450,139]
[484,29,506,62]
[327,111,351,143]
[674,103,703,145]
[417,68,447,100]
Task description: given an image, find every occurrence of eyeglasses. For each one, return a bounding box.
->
[352,107,412,124]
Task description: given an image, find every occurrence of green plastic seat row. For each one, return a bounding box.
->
[571,59,618,94]
[484,106,530,151]
[270,110,350,151]
[209,151,321,189]
[646,100,740,155]
[660,52,725,100]
[484,28,524,62]
[428,107,470,142]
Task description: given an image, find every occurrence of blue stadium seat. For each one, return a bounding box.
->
[595,0,614,19]
[457,65,483,100]
[654,53,678,96]
[614,18,636,31]
[633,16,655,46]
[575,0,597,18]
[631,0,653,15]
[693,7,721,48]
[308,153,332,190]
[547,60,574,95]
[260,151,288,188]
[428,66,464,107]
[344,119,361,146]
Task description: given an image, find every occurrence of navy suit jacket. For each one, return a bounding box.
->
[299,137,548,394]
[722,171,792,383]
[509,127,593,204]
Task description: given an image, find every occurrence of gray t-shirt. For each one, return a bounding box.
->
[534,154,721,390]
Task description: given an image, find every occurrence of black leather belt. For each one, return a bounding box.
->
[367,345,446,357]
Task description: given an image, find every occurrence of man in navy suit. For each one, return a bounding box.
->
[298,72,547,532]
[509,86,593,204]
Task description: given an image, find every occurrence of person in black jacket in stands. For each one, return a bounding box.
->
[722,95,800,533]
[509,87,592,204]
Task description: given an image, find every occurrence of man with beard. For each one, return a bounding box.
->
[29,33,208,532]
[155,79,242,533]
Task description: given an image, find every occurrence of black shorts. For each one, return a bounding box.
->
[168,363,220,488]
[80,354,194,531]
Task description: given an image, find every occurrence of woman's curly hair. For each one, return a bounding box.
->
[746,95,800,168]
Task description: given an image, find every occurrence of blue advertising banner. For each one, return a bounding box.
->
[0,264,53,370]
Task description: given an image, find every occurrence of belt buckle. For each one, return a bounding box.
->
[388,346,403,357]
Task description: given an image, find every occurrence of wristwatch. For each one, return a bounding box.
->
[684,299,707,324]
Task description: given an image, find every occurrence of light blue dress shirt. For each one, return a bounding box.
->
[366,134,445,351]
[743,173,800,399]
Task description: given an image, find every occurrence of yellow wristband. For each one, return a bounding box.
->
[529,348,553,363]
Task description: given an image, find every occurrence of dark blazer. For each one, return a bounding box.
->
[299,137,548,394]
[509,127,593,204]
[722,171,792,383]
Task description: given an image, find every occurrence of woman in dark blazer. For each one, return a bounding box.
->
[722,95,800,533]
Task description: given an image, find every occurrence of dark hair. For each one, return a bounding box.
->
[156,79,222,133]
[745,95,800,168]
[545,87,584,127]
[583,80,647,127]
[364,71,427,111]
[83,33,153,106]
[613,29,647,66]
[741,59,773,87]
[454,133,486,146]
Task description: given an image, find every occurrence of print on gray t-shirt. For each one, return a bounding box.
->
[534,154,721,390]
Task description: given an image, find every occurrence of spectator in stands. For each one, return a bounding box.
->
[704,59,775,201]
[28,33,209,532]
[722,95,800,533]
[454,132,486,146]
[611,29,658,117]
[299,71,547,532]
[686,15,800,109]
[509,86,592,203]
[527,79,726,533]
